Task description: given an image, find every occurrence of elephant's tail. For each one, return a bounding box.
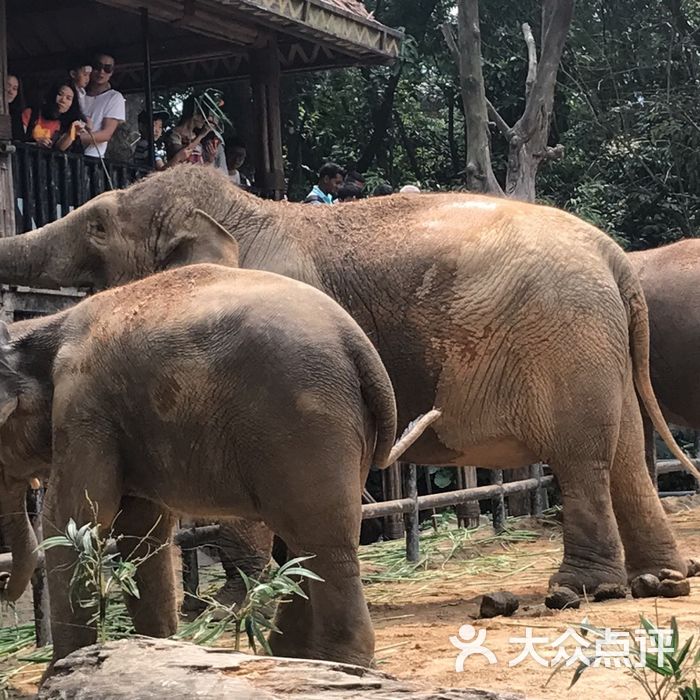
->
[620,257,700,484]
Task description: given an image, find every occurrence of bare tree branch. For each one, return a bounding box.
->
[486,99,512,139]
[440,23,459,64]
[516,0,574,140]
[522,22,537,100]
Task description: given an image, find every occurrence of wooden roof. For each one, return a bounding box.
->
[8,0,402,92]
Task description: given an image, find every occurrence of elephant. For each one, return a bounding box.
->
[0,164,696,599]
[0,262,436,668]
[629,241,700,469]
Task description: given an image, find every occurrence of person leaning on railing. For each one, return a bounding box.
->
[22,81,87,152]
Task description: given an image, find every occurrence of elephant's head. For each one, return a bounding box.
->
[0,320,53,601]
[0,166,241,291]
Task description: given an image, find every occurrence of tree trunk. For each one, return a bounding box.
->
[449,0,502,194]
[505,3,574,201]
[356,70,401,173]
[38,638,529,699]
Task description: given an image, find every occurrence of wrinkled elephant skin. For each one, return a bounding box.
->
[0,166,694,600]
[0,264,407,668]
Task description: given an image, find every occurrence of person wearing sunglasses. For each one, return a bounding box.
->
[79,51,125,159]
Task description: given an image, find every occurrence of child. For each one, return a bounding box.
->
[133,107,169,170]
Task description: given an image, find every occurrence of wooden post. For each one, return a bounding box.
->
[529,463,548,515]
[0,0,15,236]
[455,467,481,528]
[381,462,405,540]
[250,36,285,200]
[504,466,532,516]
[490,469,506,533]
[179,520,200,608]
[403,464,420,562]
[141,7,155,169]
[27,486,51,646]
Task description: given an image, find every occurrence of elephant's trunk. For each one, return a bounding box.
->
[0,219,86,289]
[0,485,38,602]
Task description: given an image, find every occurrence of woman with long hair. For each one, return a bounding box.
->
[7,73,27,141]
[23,82,86,151]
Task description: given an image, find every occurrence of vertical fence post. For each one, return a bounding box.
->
[530,463,548,515]
[26,486,51,646]
[490,469,506,533]
[458,467,481,528]
[382,462,405,540]
[403,463,420,563]
[180,520,199,607]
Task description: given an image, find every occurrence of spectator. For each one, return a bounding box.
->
[225,136,248,187]
[23,82,85,152]
[133,107,169,170]
[163,94,211,166]
[79,51,125,159]
[67,58,92,114]
[303,162,345,204]
[372,182,394,197]
[345,169,365,195]
[7,74,27,141]
[337,182,362,202]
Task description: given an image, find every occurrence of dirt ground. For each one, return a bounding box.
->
[5,498,700,698]
[368,498,700,699]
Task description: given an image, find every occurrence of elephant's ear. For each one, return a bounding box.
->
[84,192,120,250]
[0,322,19,428]
[160,209,240,270]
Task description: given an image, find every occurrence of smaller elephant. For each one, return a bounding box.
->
[0,263,435,670]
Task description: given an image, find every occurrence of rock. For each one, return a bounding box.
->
[38,638,529,700]
[545,586,580,610]
[687,558,700,577]
[658,578,691,598]
[593,583,628,602]
[631,574,660,598]
[480,591,520,618]
[659,568,686,582]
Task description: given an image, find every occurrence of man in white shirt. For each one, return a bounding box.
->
[79,52,125,158]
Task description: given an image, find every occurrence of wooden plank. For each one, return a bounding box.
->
[403,463,419,562]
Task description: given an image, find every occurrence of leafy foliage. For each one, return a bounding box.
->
[274,0,699,248]
[175,556,323,654]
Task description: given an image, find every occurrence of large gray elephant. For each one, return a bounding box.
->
[0,165,695,597]
[0,263,436,668]
[630,240,700,430]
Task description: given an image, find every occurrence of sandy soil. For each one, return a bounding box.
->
[368,499,700,699]
[5,499,700,698]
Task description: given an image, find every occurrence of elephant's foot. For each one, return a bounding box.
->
[625,550,689,583]
[269,629,374,667]
[549,559,627,596]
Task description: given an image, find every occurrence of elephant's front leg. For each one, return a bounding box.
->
[42,456,122,664]
[113,496,178,637]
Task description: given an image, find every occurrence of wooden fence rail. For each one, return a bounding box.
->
[1,461,695,648]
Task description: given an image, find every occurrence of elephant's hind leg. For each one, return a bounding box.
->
[548,457,627,594]
[546,412,627,594]
[263,461,373,666]
[611,381,687,580]
[113,496,178,637]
